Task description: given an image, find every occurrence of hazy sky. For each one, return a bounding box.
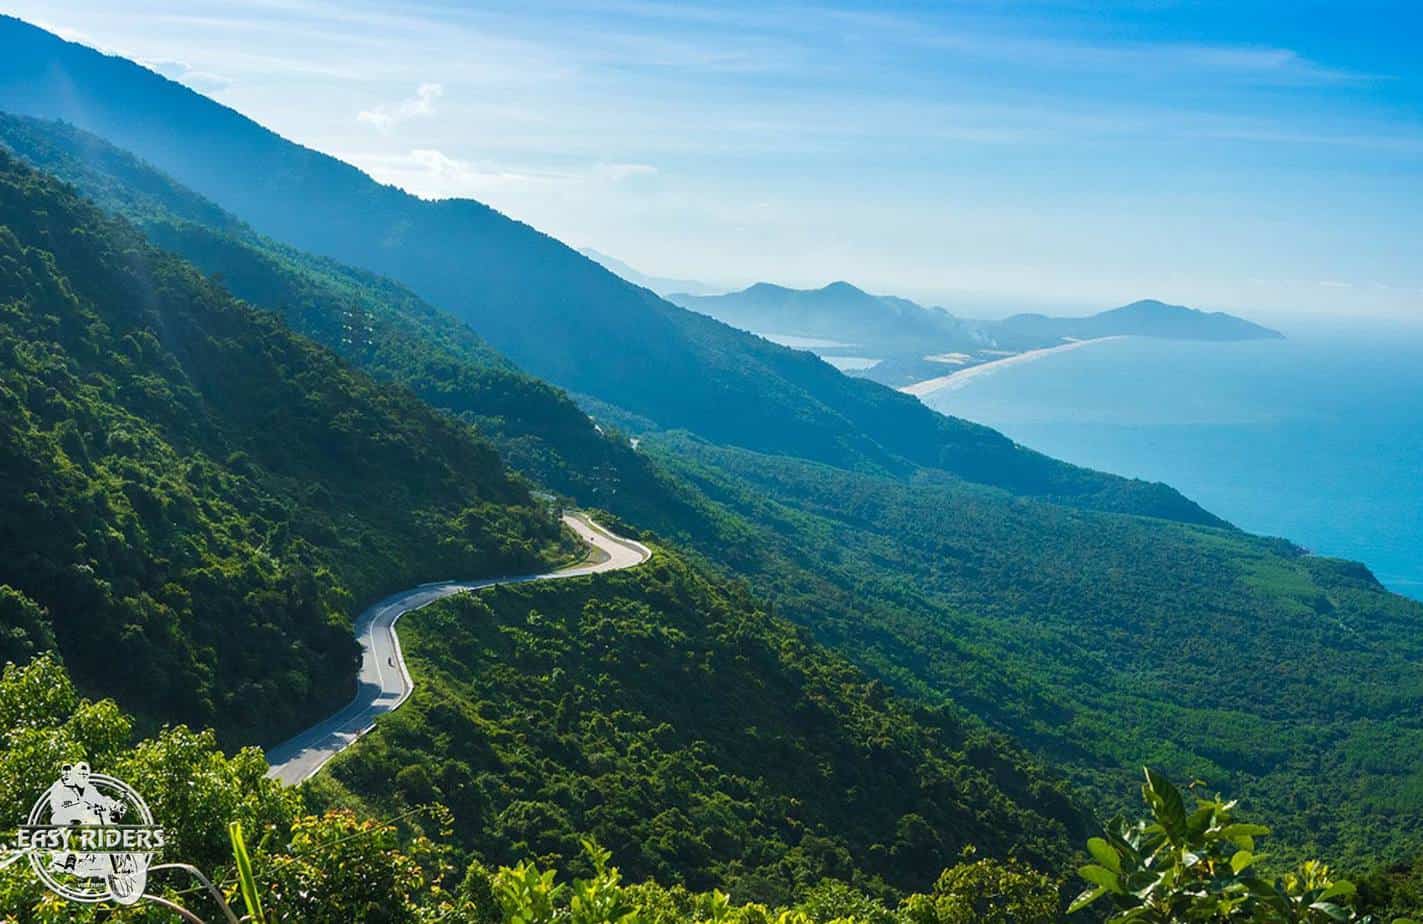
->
[11,1,1423,320]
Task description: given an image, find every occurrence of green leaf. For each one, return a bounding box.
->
[1308,901,1351,921]
[1144,767,1188,843]
[229,820,266,924]
[1087,837,1122,873]
[1230,850,1254,874]
[1079,864,1122,893]
[1316,880,1355,902]
[1067,885,1108,914]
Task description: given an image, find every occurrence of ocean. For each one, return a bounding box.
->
[921,319,1423,601]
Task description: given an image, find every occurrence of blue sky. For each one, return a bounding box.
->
[11,0,1423,320]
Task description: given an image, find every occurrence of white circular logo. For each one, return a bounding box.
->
[16,762,164,905]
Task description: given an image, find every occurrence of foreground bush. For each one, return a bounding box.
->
[5,656,1423,922]
[1071,768,1416,924]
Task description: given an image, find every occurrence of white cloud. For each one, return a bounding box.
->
[350,148,658,201]
[357,82,444,132]
[144,58,232,93]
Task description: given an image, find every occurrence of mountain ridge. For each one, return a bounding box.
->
[0,147,570,743]
[0,16,1227,528]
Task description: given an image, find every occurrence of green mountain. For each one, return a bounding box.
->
[0,147,1094,904]
[320,551,1087,904]
[644,434,1423,867]
[7,79,1423,870]
[0,111,665,512]
[7,24,1423,874]
[0,148,570,745]
[0,16,1224,527]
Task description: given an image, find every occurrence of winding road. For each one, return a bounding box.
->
[265,513,652,785]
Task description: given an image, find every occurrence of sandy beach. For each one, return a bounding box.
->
[899,336,1125,397]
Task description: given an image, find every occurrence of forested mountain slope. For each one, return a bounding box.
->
[10,104,1423,868]
[318,550,1088,905]
[0,17,1223,526]
[0,112,655,507]
[0,150,569,744]
[0,147,1098,902]
[643,434,1423,867]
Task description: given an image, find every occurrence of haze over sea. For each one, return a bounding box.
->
[922,318,1423,600]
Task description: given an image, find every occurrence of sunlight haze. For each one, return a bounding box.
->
[12,0,1421,321]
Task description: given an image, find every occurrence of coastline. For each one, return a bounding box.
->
[898,336,1126,397]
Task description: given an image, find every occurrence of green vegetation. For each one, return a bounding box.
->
[317,551,1086,905]
[5,655,1419,923]
[0,654,1053,922]
[1071,769,1375,922]
[636,436,1423,868]
[4,40,1423,915]
[0,112,657,508]
[10,111,1423,871]
[0,149,569,744]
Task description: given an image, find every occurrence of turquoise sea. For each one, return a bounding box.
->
[922,319,1423,600]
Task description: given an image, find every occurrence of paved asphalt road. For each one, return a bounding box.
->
[265,513,652,785]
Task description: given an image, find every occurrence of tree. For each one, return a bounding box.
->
[1069,768,1408,923]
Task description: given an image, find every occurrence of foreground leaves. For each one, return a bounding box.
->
[1070,768,1412,923]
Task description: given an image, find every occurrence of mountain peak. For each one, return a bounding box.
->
[1112,298,1189,315]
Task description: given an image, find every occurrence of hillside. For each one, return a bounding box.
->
[0,149,571,744]
[0,112,669,512]
[644,433,1423,867]
[0,17,1226,526]
[12,90,1423,868]
[0,143,1099,906]
[318,550,1088,904]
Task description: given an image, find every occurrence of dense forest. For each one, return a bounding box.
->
[0,150,571,743]
[1,656,1418,922]
[0,132,1104,914]
[644,435,1423,868]
[3,18,1423,920]
[0,112,660,509]
[7,111,1423,871]
[317,551,1086,904]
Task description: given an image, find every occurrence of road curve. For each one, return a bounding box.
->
[265,513,652,785]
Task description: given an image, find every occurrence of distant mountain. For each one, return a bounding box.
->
[669,283,1280,387]
[670,281,974,352]
[674,283,1279,352]
[579,247,726,296]
[0,16,1221,523]
[991,298,1284,345]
